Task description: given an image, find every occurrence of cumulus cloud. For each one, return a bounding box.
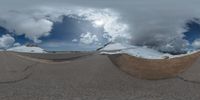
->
[192,39,200,49]
[72,39,78,42]
[1,0,200,53]
[80,32,99,44]
[0,12,53,43]
[13,43,21,47]
[128,6,199,53]
[0,6,129,44]
[38,7,130,42]
[0,34,15,49]
[76,8,130,41]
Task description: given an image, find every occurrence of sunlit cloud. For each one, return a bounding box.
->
[80,32,99,44]
[0,34,15,49]
[0,6,130,44]
[192,39,200,49]
[0,0,200,52]
[93,19,105,27]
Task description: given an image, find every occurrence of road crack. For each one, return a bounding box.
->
[177,76,200,85]
[0,72,33,84]
[0,62,39,84]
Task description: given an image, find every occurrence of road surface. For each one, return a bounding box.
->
[0,51,200,100]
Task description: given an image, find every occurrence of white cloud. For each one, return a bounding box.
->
[192,39,200,49]
[39,7,130,42]
[76,8,130,41]
[13,43,21,47]
[0,0,200,52]
[80,32,99,44]
[0,7,129,44]
[72,39,78,42]
[0,34,15,49]
[0,12,53,43]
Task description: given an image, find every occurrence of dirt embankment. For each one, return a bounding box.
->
[14,52,93,62]
[108,51,200,80]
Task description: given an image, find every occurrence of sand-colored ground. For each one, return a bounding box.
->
[0,51,200,100]
[108,51,200,80]
[16,52,93,61]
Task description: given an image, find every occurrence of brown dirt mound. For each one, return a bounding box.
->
[108,52,200,80]
[14,52,93,62]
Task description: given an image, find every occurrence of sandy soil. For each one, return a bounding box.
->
[108,51,200,80]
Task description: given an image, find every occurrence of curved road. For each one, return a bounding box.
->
[0,52,200,100]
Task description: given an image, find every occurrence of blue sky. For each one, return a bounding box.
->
[0,16,109,51]
[1,0,200,53]
[0,15,200,51]
[0,17,200,51]
[183,20,200,44]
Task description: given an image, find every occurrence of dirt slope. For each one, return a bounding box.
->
[108,51,200,80]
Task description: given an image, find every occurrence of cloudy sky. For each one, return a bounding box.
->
[0,0,200,53]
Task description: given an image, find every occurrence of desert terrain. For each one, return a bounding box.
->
[0,51,200,100]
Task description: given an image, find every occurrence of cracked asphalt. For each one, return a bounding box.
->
[0,52,200,100]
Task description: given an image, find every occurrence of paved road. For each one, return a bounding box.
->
[0,52,200,100]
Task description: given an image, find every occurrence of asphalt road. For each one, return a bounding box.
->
[0,52,200,100]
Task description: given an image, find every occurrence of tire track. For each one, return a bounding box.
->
[0,52,39,84]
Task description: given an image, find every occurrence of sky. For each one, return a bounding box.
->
[0,0,200,53]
